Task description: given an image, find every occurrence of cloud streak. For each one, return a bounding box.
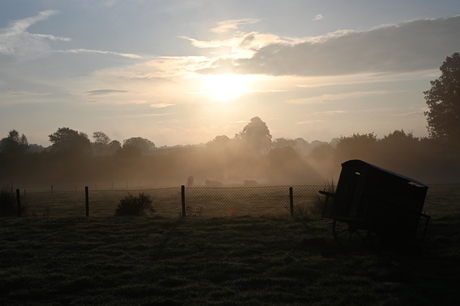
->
[0,10,70,57]
[85,89,128,96]
[53,49,142,59]
[203,15,460,76]
[285,91,388,104]
[313,14,323,21]
[210,18,260,33]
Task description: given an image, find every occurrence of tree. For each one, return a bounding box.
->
[0,130,29,157]
[235,117,272,154]
[424,52,460,145]
[121,137,156,156]
[48,127,91,155]
[335,133,377,163]
[92,131,112,156]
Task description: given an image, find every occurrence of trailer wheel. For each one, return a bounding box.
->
[332,219,367,246]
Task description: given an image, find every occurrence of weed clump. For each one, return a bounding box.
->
[114,193,155,216]
[0,184,17,217]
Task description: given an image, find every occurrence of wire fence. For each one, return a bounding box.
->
[9,184,460,219]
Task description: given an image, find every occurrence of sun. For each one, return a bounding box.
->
[206,74,247,101]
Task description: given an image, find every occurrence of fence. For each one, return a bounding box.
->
[6,184,460,219]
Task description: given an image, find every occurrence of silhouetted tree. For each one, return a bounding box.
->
[48,127,91,155]
[207,135,231,149]
[335,133,377,163]
[0,130,29,157]
[272,138,297,150]
[424,52,460,146]
[107,140,122,155]
[236,117,272,154]
[121,137,156,157]
[92,131,113,156]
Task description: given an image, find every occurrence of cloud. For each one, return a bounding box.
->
[0,10,70,57]
[53,49,142,59]
[297,120,323,124]
[210,18,260,33]
[285,91,388,104]
[0,11,141,60]
[181,31,284,59]
[150,103,175,108]
[204,15,460,76]
[85,89,128,96]
[313,14,323,21]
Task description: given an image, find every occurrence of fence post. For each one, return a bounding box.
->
[181,185,186,217]
[16,189,21,217]
[85,186,89,217]
[289,187,294,216]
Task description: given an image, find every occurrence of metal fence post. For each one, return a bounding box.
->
[289,187,294,216]
[16,189,21,217]
[181,185,186,217]
[85,186,89,217]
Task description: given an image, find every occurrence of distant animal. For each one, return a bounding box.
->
[205,179,223,187]
[244,180,259,187]
[187,176,194,187]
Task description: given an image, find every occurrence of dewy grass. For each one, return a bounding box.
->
[0,215,459,305]
[0,184,17,217]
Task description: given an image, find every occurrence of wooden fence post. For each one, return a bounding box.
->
[289,187,294,216]
[85,186,89,217]
[181,185,186,217]
[16,189,21,217]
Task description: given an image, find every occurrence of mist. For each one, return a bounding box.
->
[1,117,460,190]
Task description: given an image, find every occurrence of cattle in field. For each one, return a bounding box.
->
[187,176,194,187]
[205,180,223,187]
[244,180,259,187]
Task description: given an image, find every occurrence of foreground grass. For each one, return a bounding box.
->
[0,215,459,305]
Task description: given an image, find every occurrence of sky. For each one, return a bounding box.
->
[1,0,460,147]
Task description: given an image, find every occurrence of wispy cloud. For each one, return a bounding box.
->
[210,18,260,33]
[285,91,388,104]
[0,10,70,57]
[53,49,142,59]
[117,113,172,118]
[85,89,128,96]
[296,120,323,124]
[313,14,323,21]
[181,31,284,59]
[0,11,142,60]
[8,91,51,96]
[150,103,175,108]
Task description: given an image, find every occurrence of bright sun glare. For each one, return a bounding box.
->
[206,74,247,101]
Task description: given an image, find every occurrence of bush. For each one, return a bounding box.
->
[0,184,17,217]
[114,192,155,216]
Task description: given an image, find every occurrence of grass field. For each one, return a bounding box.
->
[1,214,459,305]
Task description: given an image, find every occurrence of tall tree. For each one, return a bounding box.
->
[0,130,29,157]
[424,52,460,145]
[48,127,91,155]
[236,117,272,154]
[92,131,112,156]
[122,137,156,156]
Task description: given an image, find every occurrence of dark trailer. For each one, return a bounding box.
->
[320,159,430,246]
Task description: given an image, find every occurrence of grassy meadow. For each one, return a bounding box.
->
[1,214,459,306]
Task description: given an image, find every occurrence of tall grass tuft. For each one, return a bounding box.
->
[0,184,17,217]
[310,180,336,216]
[114,192,155,216]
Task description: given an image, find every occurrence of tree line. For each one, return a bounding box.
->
[1,52,460,186]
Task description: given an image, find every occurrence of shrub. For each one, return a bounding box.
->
[0,184,17,217]
[114,192,155,216]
